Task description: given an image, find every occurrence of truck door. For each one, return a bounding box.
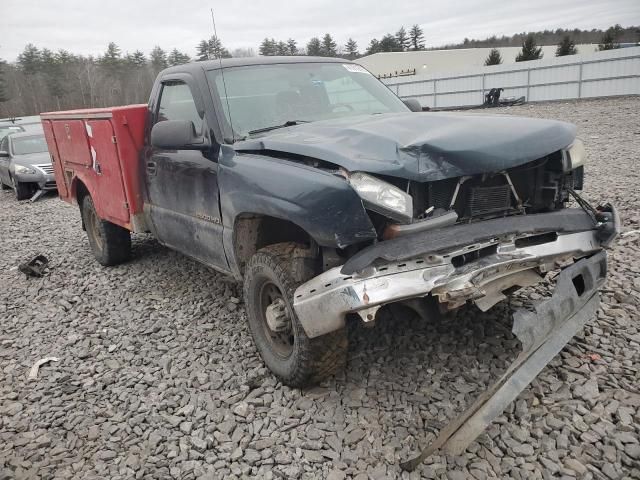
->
[145,78,228,272]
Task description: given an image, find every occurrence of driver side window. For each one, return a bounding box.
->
[0,136,8,153]
[157,82,203,133]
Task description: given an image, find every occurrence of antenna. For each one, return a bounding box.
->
[211,8,235,142]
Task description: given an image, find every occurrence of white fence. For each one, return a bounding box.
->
[382,46,640,108]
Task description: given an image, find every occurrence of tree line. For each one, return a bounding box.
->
[0,23,637,117]
[483,25,634,66]
[449,24,639,50]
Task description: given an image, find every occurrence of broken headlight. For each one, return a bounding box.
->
[563,139,586,171]
[348,172,413,223]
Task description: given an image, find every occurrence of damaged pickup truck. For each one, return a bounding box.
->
[41,57,618,467]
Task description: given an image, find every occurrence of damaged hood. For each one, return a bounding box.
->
[234,112,577,182]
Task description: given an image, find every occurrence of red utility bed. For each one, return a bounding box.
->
[41,105,147,231]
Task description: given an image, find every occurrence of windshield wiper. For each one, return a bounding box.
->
[248,120,310,136]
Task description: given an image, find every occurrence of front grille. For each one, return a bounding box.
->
[427,179,456,209]
[467,184,513,216]
[36,164,54,175]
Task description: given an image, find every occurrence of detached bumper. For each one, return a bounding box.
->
[293,208,617,339]
[402,250,608,469]
[293,205,618,470]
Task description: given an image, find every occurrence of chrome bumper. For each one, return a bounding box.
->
[294,229,603,338]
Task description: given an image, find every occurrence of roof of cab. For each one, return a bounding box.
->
[160,56,353,75]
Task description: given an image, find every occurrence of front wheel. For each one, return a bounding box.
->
[243,243,348,388]
[81,195,131,266]
[13,179,33,200]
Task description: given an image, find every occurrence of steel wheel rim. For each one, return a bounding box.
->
[85,206,104,251]
[258,280,294,358]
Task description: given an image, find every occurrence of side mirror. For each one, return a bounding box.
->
[0,151,9,158]
[402,98,423,112]
[151,120,206,150]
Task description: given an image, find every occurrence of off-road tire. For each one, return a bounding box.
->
[243,242,348,388]
[13,179,32,200]
[81,195,131,266]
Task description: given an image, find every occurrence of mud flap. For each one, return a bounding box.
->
[401,250,607,471]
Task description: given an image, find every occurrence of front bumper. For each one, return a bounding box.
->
[293,208,617,339]
[294,205,618,470]
[402,250,608,469]
[14,171,56,190]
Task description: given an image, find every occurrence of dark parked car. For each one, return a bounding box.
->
[0,131,55,200]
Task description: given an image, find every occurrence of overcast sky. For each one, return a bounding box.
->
[2,0,639,61]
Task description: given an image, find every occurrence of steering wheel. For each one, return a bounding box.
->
[331,103,354,112]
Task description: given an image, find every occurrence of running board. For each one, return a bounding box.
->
[401,250,607,471]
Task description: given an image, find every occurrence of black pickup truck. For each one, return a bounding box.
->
[42,56,618,465]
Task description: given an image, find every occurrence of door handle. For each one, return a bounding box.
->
[146,161,157,176]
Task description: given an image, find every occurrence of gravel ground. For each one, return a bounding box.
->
[1,96,639,480]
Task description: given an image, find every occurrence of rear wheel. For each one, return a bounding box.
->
[243,242,348,387]
[81,195,131,266]
[13,178,33,201]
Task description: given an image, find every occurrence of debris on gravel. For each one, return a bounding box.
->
[1,96,639,478]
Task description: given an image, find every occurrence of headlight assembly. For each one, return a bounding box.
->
[348,172,413,223]
[14,165,36,175]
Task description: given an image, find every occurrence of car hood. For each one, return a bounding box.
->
[234,112,577,182]
[12,152,51,166]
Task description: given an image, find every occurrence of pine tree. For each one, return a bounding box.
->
[128,50,147,67]
[287,39,298,55]
[259,38,277,56]
[484,48,503,65]
[40,48,65,99]
[150,46,168,71]
[167,49,191,66]
[18,44,41,75]
[395,27,409,51]
[306,37,322,56]
[379,34,400,52]
[366,39,381,55]
[196,40,211,60]
[556,35,577,56]
[99,42,122,70]
[345,38,359,58]
[598,25,622,51]
[276,41,289,56]
[208,36,231,59]
[321,34,337,57]
[515,34,543,61]
[409,25,425,51]
[0,58,9,104]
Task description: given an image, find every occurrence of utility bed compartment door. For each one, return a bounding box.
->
[51,120,92,167]
[85,119,129,225]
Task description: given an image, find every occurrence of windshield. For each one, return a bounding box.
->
[207,62,408,140]
[0,126,24,143]
[12,135,48,155]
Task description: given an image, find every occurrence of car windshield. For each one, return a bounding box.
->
[0,126,25,143]
[207,62,408,140]
[12,135,48,155]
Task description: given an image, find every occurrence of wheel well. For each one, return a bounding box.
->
[233,214,315,275]
[75,180,90,230]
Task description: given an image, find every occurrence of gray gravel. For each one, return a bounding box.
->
[1,96,639,479]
